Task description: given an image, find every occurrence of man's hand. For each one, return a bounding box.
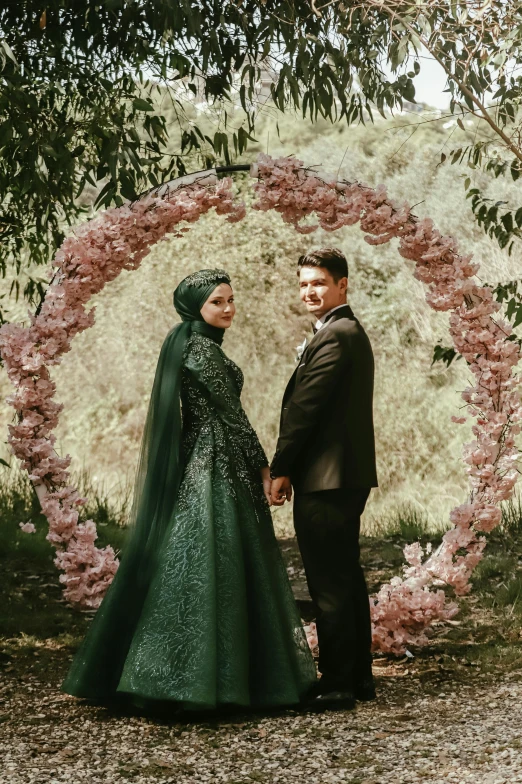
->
[270,476,292,506]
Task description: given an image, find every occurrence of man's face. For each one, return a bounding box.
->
[299,265,347,319]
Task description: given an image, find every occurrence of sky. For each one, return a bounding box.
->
[412,52,451,109]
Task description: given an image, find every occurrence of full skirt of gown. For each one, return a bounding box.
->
[62,334,317,711]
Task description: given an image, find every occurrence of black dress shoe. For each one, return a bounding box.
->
[308,689,356,712]
[353,677,376,702]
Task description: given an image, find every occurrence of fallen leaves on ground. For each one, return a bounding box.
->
[1,646,522,784]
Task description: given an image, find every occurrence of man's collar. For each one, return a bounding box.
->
[314,303,351,331]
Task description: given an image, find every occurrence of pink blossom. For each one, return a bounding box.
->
[19,522,36,534]
[304,621,319,651]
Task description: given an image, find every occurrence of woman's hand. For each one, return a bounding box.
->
[260,466,272,506]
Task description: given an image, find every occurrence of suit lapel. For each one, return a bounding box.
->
[282,306,355,406]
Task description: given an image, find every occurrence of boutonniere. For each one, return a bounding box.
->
[295,337,308,363]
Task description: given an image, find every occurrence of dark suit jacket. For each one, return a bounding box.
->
[270,305,378,493]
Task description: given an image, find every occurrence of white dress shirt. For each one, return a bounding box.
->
[314,303,347,332]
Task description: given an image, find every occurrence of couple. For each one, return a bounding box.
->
[63,247,378,713]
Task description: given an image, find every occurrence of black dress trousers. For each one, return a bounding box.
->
[293,487,372,690]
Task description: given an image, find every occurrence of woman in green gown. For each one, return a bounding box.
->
[62,268,317,712]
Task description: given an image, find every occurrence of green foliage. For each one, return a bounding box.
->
[0,467,47,555]
[441,146,522,255]
[376,1,522,252]
[473,553,516,588]
[0,465,128,556]
[0,1,417,316]
[2,0,522,323]
[431,343,460,369]
[493,575,522,612]
[471,494,522,606]
[465,181,522,254]
[3,1,522,323]
[497,493,522,539]
[492,279,522,330]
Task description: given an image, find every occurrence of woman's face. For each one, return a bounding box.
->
[200,283,236,328]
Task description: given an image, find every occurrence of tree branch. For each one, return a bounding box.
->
[346,0,522,164]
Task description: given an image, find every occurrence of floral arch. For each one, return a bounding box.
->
[1,154,520,655]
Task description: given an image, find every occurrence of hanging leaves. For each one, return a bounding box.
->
[0,1,415,322]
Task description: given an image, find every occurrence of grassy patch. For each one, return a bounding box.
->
[366,502,448,543]
[494,574,522,612]
[497,494,522,538]
[472,553,518,592]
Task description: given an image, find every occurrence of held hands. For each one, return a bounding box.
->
[261,466,292,506]
[270,476,292,506]
[260,468,292,506]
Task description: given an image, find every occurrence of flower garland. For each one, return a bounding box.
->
[0,153,520,653]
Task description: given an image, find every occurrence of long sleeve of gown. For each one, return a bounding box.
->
[184,337,268,470]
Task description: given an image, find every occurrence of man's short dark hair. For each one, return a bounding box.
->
[297,248,348,282]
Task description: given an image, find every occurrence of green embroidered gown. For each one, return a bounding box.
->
[63,332,316,710]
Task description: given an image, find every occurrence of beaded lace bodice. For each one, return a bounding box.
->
[180,333,268,477]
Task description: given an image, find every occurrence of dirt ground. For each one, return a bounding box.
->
[2,534,522,784]
[1,644,522,784]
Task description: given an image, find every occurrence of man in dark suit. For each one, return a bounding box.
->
[270,247,378,711]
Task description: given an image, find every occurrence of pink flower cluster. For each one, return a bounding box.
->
[304,621,319,655]
[0,178,244,608]
[254,153,522,654]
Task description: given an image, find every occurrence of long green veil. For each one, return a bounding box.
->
[62,269,231,699]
